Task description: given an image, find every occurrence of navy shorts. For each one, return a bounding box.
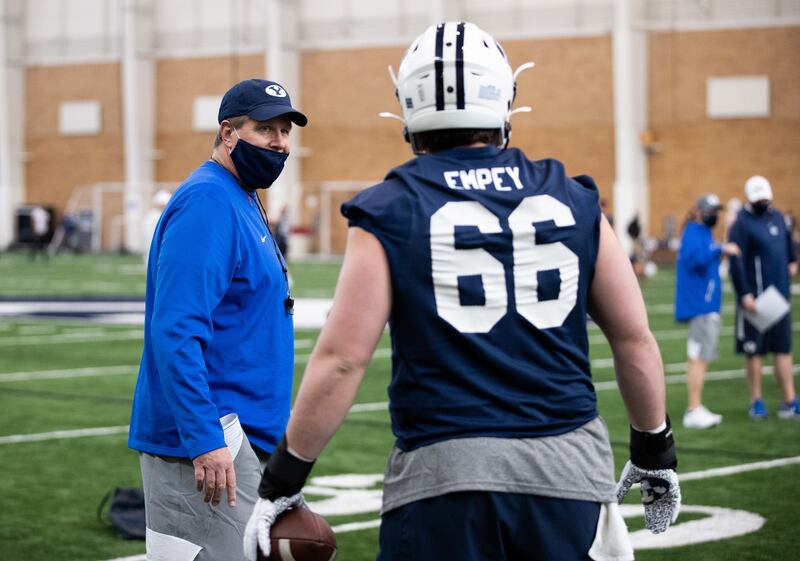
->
[376,491,600,561]
[735,307,792,356]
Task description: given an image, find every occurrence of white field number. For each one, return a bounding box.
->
[304,474,766,548]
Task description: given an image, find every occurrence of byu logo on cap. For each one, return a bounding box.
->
[265,84,287,97]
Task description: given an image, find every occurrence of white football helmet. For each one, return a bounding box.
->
[383,22,533,153]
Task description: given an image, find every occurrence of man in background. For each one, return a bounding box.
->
[728,175,798,419]
[29,204,50,261]
[141,189,171,267]
[245,22,679,561]
[128,78,307,561]
[675,194,740,428]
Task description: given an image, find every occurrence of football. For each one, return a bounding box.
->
[258,506,337,561]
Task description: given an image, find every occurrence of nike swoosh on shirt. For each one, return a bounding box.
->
[260,234,267,242]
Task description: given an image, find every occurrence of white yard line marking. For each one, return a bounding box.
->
[0,365,138,383]
[0,331,314,348]
[679,456,800,482]
[296,347,391,364]
[16,324,58,335]
[96,452,800,560]
[6,363,797,444]
[331,519,383,533]
[645,303,736,315]
[589,322,800,345]
[61,328,109,336]
[0,425,128,444]
[349,402,391,413]
[593,364,800,391]
[0,330,143,346]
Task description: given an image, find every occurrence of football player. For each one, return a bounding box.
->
[244,22,680,561]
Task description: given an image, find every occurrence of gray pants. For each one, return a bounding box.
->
[687,312,720,362]
[140,431,264,561]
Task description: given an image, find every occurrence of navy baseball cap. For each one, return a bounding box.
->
[696,193,722,212]
[217,79,308,127]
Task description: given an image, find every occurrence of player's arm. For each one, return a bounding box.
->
[726,218,756,308]
[286,226,392,459]
[588,215,665,430]
[786,220,798,277]
[588,215,680,534]
[243,226,392,561]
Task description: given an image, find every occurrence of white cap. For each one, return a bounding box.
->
[153,190,171,207]
[744,175,773,203]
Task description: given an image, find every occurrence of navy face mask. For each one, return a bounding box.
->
[751,201,770,216]
[230,130,288,190]
[701,213,718,228]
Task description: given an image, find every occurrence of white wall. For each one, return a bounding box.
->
[21,0,800,65]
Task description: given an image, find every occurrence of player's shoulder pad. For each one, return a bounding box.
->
[341,177,409,222]
[571,174,600,193]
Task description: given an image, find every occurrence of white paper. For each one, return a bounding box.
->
[744,286,790,333]
[220,413,243,460]
[146,527,202,561]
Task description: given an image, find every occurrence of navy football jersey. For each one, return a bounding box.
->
[342,145,602,451]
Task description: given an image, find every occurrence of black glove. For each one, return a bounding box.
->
[257,436,316,500]
[615,416,681,534]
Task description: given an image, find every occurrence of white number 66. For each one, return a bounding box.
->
[430,195,580,333]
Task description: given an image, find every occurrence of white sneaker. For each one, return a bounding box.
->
[683,405,723,429]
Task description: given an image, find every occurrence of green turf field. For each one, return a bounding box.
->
[1,254,799,561]
[0,252,342,298]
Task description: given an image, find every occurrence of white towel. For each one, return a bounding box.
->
[588,502,635,561]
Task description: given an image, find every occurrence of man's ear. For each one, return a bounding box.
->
[219,120,236,149]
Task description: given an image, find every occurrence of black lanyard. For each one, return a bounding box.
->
[251,191,294,316]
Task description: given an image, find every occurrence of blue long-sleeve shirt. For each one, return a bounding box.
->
[128,161,293,459]
[675,221,723,322]
[728,206,796,302]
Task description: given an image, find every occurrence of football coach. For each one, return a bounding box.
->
[128,78,307,561]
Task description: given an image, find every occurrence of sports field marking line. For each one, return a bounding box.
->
[589,322,800,344]
[679,455,800,482]
[0,342,319,382]
[0,365,138,382]
[0,425,129,444]
[16,324,58,335]
[593,364,800,391]
[7,364,797,445]
[645,303,736,315]
[0,330,144,347]
[98,453,800,561]
[0,330,315,348]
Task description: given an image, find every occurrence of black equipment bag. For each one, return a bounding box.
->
[97,487,146,540]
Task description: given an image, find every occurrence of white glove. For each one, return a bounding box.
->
[615,460,681,534]
[243,493,305,561]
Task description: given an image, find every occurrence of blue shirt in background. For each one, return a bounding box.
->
[129,161,293,459]
[675,221,723,322]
